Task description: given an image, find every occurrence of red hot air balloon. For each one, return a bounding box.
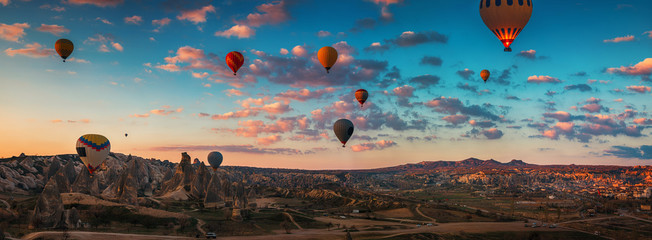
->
[225,51,244,75]
[355,89,368,108]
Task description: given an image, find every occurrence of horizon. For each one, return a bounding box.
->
[1,0,651,169]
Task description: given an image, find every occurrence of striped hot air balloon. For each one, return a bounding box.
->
[76,134,110,175]
[318,46,338,73]
[55,39,74,62]
[226,51,244,75]
[479,0,533,52]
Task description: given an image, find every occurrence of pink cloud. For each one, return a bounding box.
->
[211,109,257,120]
[215,25,255,39]
[633,118,652,125]
[442,114,468,125]
[543,111,571,122]
[542,129,558,139]
[481,128,503,139]
[527,75,561,84]
[150,106,183,116]
[275,87,336,103]
[0,23,29,42]
[64,0,123,7]
[279,48,289,55]
[392,85,414,97]
[192,72,209,79]
[614,98,623,102]
[238,1,290,27]
[317,30,331,37]
[36,24,69,36]
[124,15,142,24]
[555,122,574,133]
[112,42,123,52]
[291,45,307,57]
[5,42,55,58]
[152,17,171,30]
[626,85,651,93]
[224,89,246,96]
[51,119,62,123]
[259,102,292,115]
[130,113,150,118]
[644,31,652,38]
[225,119,298,137]
[257,135,282,146]
[177,5,215,24]
[603,35,634,43]
[606,58,652,76]
[581,103,603,113]
[351,140,397,152]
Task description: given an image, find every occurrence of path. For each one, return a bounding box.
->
[415,204,436,222]
[283,212,303,230]
[21,231,195,240]
[0,199,10,209]
[196,218,206,235]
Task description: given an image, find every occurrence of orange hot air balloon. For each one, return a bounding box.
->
[55,39,74,62]
[225,51,244,75]
[480,69,490,83]
[479,0,533,52]
[317,46,338,73]
[355,89,368,108]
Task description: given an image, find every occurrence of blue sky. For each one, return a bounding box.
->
[0,0,651,169]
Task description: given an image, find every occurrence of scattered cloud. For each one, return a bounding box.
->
[527,75,561,84]
[364,42,389,53]
[603,35,634,43]
[151,144,306,155]
[442,114,469,125]
[626,85,651,93]
[604,145,651,159]
[420,56,442,66]
[215,25,255,38]
[385,31,447,47]
[124,15,142,25]
[36,24,69,36]
[177,5,215,24]
[236,0,290,27]
[5,42,55,58]
[257,135,282,146]
[0,23,29,42]
[564,84,592,92]
[481,128,503,139]
[516,49,546,60]
[317,30,331,37]
[351,140,397,152]
[64,0,123,7]
[409,74,440,88]
[606,58,652,79]
[456,68,474,80]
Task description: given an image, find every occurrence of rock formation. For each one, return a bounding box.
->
[29,178,64,229]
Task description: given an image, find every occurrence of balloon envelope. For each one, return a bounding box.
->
[318,46,338,73]
[479,0,533,52]
[480,69,490,82]
[333,119,354,147]
[76,134,110,175]
[226,51,244,75]
[55,39,74,62]
[355,89,368,108]
[207,151,223,170]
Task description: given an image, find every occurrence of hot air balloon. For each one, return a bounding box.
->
[76,134,110,175]
[55,39,74,62]
[226,51,244,75]
[207,151,223,171]
[318,46,338,73]
[480,69,490,83]
[479,0,533,52]
[333,119,354,147]
[355,89,368,108]
[125,133,128,137]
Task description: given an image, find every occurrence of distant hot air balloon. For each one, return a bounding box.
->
[125,133,128,137]
[480,69,490,83]
[355,89,368,108]
[55,39,74,62]
[207,151,223,171]
[479,0,533,52]
[76,134,110,175]
[333,119,354,147]
[318,46,338,73]
[226,51,244,75]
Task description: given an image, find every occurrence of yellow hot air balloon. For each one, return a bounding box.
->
[76,134,110,175]
[55,39,74,62]
[479,0,532,52]
[318,46,338,73]
[480,69,490,83]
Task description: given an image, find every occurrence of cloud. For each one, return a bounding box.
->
[626,85,651,93]
[425,97,500,120]
[364,42,389,53]
[223,89,245,97]
[112,42,123,51]
[543,111,571,122]
[456,68,475,80]
[130,113,150,118]
[516,49,546,60]
[351,140,397,152]
[150,106,183,116]
[275,87,336,103]
[385,31,447,47]
[124,15,142,25]
[644,30,652,38]
[442,114,468,125]
[191,72,209,79]
[152,17,171,31]
[409,74,440,88]
[95,17,113,25]
[604,145,651,159]
[633,118,652,125]
[571,71,587,77]
[350,18,375,32]
[211,100,291,120]
[36,24,69,36]
[469,120,495,128]
[0,23,29,42]
[457,83,479,94]
[481,128,503,139]
[40,4,66,11]
[564,84,592,92]
[392,85,414,97]
[317,30,331,37]
[218,117,306,137]
[420,56,442,66]
[606,58,652,78]
[215,25,255,38]
[0,0,8,6]
[237,0,290,27]
[527,75,561,84]
[581,103,604,113]
[67,57,90,63]
[5,42,55,58]
[367,0,403,22]
[603,35,635,43]
[257,135,282,146]
[291,45,307,57]
[177,5,215,24]
[64,0,123,7]
[151,144,305,155]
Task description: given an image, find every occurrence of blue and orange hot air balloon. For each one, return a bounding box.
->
[479,0,533,52]
[226,51,244,75]
[75,134,110,175]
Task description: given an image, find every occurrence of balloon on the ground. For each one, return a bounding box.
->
[76,134,110,175]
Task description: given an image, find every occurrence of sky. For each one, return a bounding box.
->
[0,0,651,169]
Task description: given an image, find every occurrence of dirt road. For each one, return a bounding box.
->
[21,231,195,240]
